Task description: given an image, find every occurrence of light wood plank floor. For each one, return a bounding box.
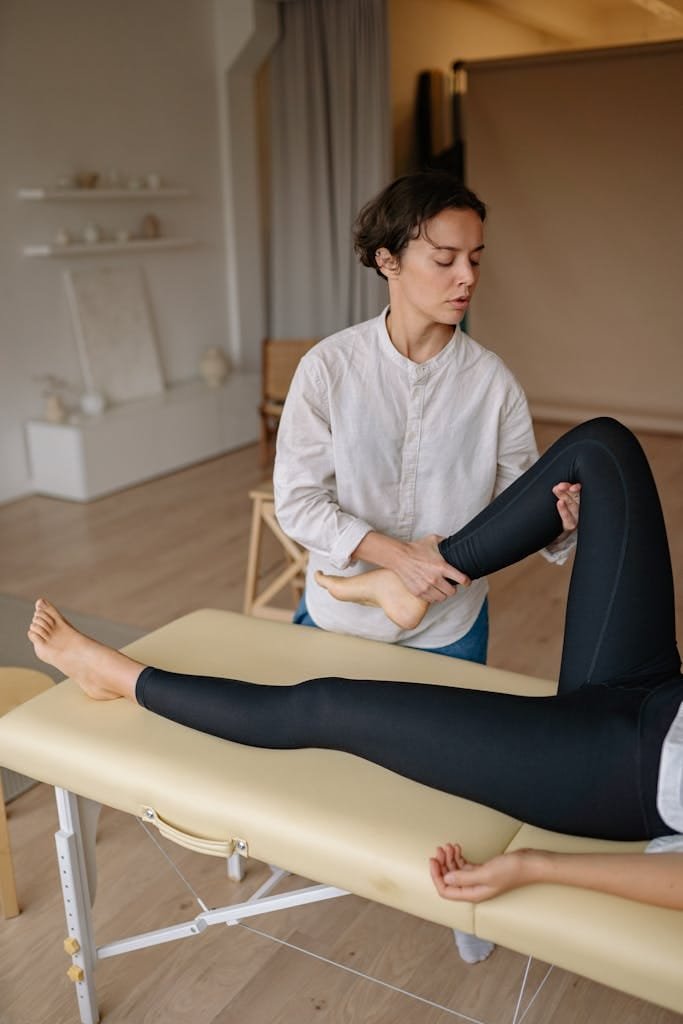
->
[1,423,681,1024]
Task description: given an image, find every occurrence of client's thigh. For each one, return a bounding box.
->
[138,668,649,840]
[300,677,648,840]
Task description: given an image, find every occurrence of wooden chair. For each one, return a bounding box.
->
[243,484,308,621]
[259,338,318,466]
[0,667,55,917]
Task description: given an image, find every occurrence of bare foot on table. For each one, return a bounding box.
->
[27,598,143,701]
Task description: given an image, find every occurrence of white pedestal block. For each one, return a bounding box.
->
[26,375,260,501]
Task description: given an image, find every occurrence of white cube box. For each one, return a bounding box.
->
[26,375,259,501]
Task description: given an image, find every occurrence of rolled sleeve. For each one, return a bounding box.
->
[541,531,577,565]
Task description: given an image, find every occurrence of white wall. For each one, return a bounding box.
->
[0,0,230,504]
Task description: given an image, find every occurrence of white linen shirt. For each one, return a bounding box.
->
[274,309,571,648]
[646,697,683,851]
[655,697,683,835]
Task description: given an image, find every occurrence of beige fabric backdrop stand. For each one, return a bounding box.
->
[466,41,683,434]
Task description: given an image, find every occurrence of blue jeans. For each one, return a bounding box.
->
[293,594,489,665]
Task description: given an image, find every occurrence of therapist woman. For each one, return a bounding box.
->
[274,170,579,661]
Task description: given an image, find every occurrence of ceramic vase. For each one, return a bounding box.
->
[80,391,107,416]
[199,348,231,388]
[83,222,102,244]
[44,394,68,424]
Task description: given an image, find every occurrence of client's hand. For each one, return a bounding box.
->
[429,843,529,903]
[552,482,581,537]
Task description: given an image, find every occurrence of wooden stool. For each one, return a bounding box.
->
[0,667,55,917]
[243,486,308,622]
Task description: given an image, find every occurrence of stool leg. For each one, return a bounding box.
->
[259,413,270,468]
[0,774,19,918]
[243,496,264,615]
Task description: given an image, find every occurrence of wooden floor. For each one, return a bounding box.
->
[0,423,682,1024]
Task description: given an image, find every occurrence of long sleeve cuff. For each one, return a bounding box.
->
[540,531,577,566]
[327,518,375,570]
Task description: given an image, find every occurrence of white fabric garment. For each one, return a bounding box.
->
[655,696,683,835]
[646,833,683,853]
[274,309,574,648]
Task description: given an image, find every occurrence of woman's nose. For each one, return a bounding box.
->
[456,260,475,286]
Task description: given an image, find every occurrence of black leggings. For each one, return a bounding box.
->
[137,419,682,840]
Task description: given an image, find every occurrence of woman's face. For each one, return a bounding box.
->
[380,207,484,328]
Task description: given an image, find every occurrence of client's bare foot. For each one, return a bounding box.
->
[315,568,428,630]
[27,598,143,701]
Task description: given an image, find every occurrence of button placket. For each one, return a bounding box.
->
[396,369,427,539]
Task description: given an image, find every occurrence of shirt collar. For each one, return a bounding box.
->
[377,306,462,377]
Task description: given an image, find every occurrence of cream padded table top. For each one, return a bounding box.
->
[0,610,681,1011]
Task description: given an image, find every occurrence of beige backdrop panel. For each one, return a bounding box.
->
[467,42,683,433]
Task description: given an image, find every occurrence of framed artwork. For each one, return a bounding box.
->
[64,266,165,403]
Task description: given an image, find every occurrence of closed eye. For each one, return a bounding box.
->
[434,257,482,268]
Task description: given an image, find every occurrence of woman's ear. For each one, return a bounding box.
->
[375,248,400,277]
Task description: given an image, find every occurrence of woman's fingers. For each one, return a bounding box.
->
[429,857,490,902]
[552,482,581,532]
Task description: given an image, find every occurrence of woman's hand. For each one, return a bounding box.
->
[353,531,470,603]
[552,482,581,537]
[430,843,683,910]
[393,535,471,602]
[429,843,530,903]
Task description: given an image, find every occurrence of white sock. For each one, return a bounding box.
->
[453,928,495,964]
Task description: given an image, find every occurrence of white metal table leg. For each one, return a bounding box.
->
[77,796,102,902]
[227,850,245,881]
[55,788,100,1024]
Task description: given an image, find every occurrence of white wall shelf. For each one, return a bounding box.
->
[23,238,197,258]
[26,375,260,501]
[18,187,190,201]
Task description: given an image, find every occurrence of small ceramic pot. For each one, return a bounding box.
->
[140,213,161,239]
[75,171,99,189]
[199,348,231,388]
[80,391,107,416]
[44,394,68,424]
[83,222,102,244]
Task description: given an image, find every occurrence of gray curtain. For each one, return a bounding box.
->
[269,0,391,338]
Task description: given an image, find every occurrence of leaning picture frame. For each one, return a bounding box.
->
[64,265,166,404]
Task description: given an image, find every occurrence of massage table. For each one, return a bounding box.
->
[0,609,681,1023]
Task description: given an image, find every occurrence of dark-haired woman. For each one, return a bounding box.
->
[273,171,579,664]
